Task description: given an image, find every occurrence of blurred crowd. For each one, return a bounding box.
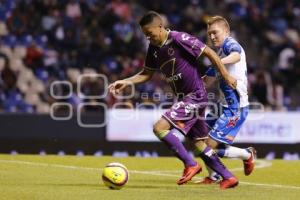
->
[0,0,300,114]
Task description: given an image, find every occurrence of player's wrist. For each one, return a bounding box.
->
[123,79,133,84]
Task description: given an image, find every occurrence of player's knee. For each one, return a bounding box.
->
[153,122,168,139]
[153,118,171,138]
[153,122,161,136]
[206,137,219,149]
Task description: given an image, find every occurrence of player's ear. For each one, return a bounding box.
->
[225,27,230,35]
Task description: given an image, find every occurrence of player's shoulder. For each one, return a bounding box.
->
[223,37,240,47]
[169,30,183,37]
[222,37,242,55]
[170,30,193,41]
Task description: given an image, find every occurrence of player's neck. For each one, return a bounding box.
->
[217,37,229,49]
[158,29,170,47]
[222,36,230,44]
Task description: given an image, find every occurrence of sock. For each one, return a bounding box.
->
[205,165,221,180]
[195,145,233,179]
[158,129,197,167]
[218,146,251,160]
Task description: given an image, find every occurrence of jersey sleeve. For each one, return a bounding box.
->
[222,38,242,56]
[143,45,158,71]
[174,32,206,59]
[205,66,216,77]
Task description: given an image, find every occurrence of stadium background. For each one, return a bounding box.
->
[0,0,300,159]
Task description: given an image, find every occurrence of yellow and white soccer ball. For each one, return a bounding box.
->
[102,162,129,190]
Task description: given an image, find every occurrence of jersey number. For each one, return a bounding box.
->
[181,34,190,41]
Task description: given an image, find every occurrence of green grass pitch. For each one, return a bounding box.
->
[0,154,299,200]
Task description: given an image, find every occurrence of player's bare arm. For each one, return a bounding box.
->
[202,46,237,89]
[108,69,154,95]
[221,52,241,65]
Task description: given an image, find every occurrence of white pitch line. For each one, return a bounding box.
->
[0,159,271,176]
[0,159,299,190]
[238,181,300,190]
[0,159,178,178]
[0,159,101,171]
[231,159,273,172]
[141,160,273,174]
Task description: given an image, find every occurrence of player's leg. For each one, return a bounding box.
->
[188,113,238,189]
[206,137,251,161]
[160,97,210,185]
[207,139,256,176]
[198,138,222,184]
[198,112,223,183]
[192,139,238,189]
[212,107,256,175]
[217,143,256,174]
[217,143,251,160]
[153,117,201,185]
[207,106,256,176]
[153,117,197,167]
[200,141,256,183]
[216,142,257,175]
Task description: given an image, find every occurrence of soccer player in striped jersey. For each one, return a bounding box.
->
[201,16,257,186]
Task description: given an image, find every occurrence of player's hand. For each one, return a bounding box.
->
[108,80,131,95]
[224,75,237,89]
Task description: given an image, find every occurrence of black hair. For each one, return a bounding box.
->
[139,11,161,27]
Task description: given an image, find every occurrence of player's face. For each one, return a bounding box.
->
[207,23,228,48]
[141,21,163,46]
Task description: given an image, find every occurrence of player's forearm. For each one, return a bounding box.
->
[221,52,240,65]
[203,47,230,80]
[124,69,153,84]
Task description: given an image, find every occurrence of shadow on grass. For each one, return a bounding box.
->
[7,177,210,191]
[23,180,184,190]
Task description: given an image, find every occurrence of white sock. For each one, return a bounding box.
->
[205,165,221,180]
[224,146,250,160]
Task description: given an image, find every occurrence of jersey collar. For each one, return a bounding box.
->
[158,29,171,47]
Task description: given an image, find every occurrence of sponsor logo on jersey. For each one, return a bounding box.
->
[166,73,182,82]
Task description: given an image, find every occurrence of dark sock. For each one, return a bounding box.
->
[161,129,196,167]
[197,146,233,179]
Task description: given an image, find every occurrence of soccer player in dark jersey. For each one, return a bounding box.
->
[109,11,238,189]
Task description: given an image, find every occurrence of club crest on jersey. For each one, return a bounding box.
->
[168,47,174,56]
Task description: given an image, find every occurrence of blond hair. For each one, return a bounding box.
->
[207,16,230,32]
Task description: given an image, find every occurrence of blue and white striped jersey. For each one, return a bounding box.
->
[206,37,249,109]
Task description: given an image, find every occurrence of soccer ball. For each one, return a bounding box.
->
[102,162,129,190]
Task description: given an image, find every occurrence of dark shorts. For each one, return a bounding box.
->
[163,92,208,140]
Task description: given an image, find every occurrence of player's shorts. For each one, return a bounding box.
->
[207,106,249,145]
[163,91,208,141]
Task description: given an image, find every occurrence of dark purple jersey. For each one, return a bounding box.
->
[144,30,207,97]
